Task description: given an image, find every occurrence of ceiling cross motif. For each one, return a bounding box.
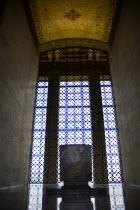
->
[64,9,81,21]
[29,0,118,45]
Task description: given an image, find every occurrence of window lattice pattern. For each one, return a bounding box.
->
[29,47,122,185]
[109,184,125,209]
[30,77,48,183]
[58,76,93,181]
[40,48,108,63]
[28,184,43,210]
[100,78,122,183]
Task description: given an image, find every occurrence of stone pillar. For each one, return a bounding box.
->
[43,76,59,184]
[89,74,108,184]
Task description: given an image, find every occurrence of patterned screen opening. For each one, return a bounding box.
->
[29,48,122,185]
[30,77,48,183]
[40,48,108,63]
[100,76,122,183]
[58,76,93,182]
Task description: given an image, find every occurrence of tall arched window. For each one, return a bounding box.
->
[29,48,122,185]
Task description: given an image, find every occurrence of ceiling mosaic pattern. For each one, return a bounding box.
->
[30,0,117,44]
[64,9,81,21]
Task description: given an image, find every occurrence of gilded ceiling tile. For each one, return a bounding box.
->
[29,0,117,44]
[64,9,81,21]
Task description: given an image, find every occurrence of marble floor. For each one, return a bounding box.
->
[1,183,140,209]
[28,183,125,210]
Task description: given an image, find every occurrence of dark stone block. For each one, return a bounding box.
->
[46,184,107,196]
[60,196,93,210]
[60,145,92,182]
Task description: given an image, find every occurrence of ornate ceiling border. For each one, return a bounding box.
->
[29,0,118,47]
[103,0,117,41]
[29,0,44,43]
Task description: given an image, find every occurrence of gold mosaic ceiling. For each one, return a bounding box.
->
[30,0,117,45]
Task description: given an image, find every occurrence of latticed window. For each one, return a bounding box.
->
[58,76,93,181]
[29,48,122,184]
[100,76,121,183]
[30,77,48,183]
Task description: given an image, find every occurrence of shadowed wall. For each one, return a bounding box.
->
[0,0,39,209]
[110,0,140,197]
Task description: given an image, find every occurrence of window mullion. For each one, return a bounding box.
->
[43,76,59,184]
[89,75,108,184]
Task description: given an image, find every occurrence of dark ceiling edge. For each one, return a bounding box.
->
[109,0,124,49]
[22,0,39,52]
[0,0,7,25]
[39,38,109,53]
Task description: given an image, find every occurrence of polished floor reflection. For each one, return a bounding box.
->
[28,183,125,210]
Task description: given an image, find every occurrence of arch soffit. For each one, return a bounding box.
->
[39,38,109,53]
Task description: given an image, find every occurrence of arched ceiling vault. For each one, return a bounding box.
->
[29,0,118,52]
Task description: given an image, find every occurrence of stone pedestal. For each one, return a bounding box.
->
[46,184,107,196]
[46,145,107,196]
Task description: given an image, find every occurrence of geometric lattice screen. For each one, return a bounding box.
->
[58,76,93,182]
[29,48,122,184]
[30,77,48,183]
[100,76,122,183]
[40,48,108,63]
